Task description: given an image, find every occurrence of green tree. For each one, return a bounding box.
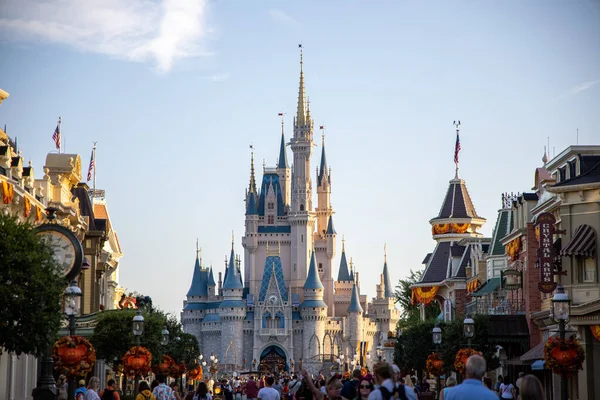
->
[91,309,169,369]
[0,213,66,356]
[395,269,439,330]
[395,315,499,379]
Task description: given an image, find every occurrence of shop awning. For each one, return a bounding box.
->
[531,360,545,370]
[561,224,596,257]
[520,340,546,361]
[472,277,501,297]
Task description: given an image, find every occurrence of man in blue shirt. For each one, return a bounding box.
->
[444,355,497,400]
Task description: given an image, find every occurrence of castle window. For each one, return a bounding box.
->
[268,215,274,224]
[580,257,597,283]
[300,204,305,211]
[318,263,323,272]
[268,202,274,210]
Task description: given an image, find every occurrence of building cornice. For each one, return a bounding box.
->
[547,182,600,193]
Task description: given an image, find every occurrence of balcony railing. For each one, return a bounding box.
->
[260,328,287,336]
[466,298,525,315]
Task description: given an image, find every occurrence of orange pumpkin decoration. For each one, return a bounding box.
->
[122,346,152,377]
[52,336,96,377]
[426,353,444,376]
[451,223,470,233]
[544,337,585,376]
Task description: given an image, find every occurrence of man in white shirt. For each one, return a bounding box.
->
[257,377,280,400]
[367,362,417,400]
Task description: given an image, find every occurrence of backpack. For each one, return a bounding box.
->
[379,385,408,400]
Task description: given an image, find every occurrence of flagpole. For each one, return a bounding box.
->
[92,142,97,197]
[58,117,62,154]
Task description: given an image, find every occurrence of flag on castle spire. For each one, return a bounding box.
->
[453,120,461,165]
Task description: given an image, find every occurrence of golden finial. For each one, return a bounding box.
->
[263,158,266,172]
[249,144,256,193]
[349,257,354,273]
[342,235,345,252]
[266,241,269,255]
[320,124,325,147]
[278,241,281,255]
[231,230,235,249]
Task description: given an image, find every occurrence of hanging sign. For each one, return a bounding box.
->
[537,212,557,293]
[501,269,522,290]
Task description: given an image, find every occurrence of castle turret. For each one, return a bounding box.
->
[243,150,259,289]
[277,124,291,207]
[347,282,363,357]
[186,250,208,302]
[219,240,245,366]
[289,47,316,297]
[208,266,216,298]
[316,133,332,236]
[301,251,327,361]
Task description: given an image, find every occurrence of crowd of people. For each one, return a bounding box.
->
[62,356,546,400]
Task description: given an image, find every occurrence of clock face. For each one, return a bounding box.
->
[36,224,83,281]
[268,294,279,305]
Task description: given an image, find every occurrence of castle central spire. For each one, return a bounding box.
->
[296,45,307,127]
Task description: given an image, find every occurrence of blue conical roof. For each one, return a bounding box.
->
[348,282,363,313]
[223,248,243,289]
[186,257,208,297]
[278,132,288,169]
[337,248,351,282]
[318,140,328,186]
[326,215,336,235]
[246,192,258,215]
[303,251,324,289]
[383,261,393,298]
[208,266,216,286]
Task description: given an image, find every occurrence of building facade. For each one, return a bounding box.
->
[181,54,399,373]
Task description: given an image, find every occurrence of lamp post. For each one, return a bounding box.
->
[63,280,82,400]
[432,325,442,400]
[551,285,571,400]
[132,310,144,396]
[463,316,475,347]
[161,326,170,346]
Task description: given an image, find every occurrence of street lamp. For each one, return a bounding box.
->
[64,280,82,336]
[463,316,475,347]
[552,285,571,400]
[63,280,82,400]
[161,326,170,346]
[432,325,442,346]
[132,310,145,344]
[132,310,144,396]
[432,325,442,400]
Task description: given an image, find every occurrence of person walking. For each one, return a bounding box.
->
[75,380,87,400]
[443,355,498,400]
[518,375,544,400]
[246,376,259,400]
[356,378,374,400]
[287,375,300,400]
[438,376,456,400]
[100,379,121,400]
[515,372,525,400]
[153,374,177,400]
[257,376,280,400]
[365,362,415,400]
[499,376,516,399]
[84,378,101,400]
[341,370,362,400]
[136,382,157,400]
[193,382,213,400]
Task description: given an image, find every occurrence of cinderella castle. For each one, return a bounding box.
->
[181,50,399,373]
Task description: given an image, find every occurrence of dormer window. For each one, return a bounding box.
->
[567,160,577,179]
[558,167,567,182]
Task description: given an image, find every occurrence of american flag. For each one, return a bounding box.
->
[87,148,94,181]
[454,131,461,164]
[52,118,61,150]
[278,113,284,116]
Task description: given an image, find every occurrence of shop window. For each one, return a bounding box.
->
[580,257,597,283]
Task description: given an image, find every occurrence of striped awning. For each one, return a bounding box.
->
[560,224,597,257]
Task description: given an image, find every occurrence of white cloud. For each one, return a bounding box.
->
[0,0,210,73]
[267,9,298,27]
[570,79,600,95]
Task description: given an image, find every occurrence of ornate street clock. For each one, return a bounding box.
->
[35,224,84,282]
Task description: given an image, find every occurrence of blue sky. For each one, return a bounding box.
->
[1,0,599,317]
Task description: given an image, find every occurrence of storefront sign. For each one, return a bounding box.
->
[501,269,522,290]
[537,212,557,293]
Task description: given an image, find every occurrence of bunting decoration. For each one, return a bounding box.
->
[35,205,43,222]
[466,280,480,293]
[2,181,14,204]
[411,286,439,305]
[24,196,31,217]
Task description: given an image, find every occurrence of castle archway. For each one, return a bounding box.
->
[259,345,288,374]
